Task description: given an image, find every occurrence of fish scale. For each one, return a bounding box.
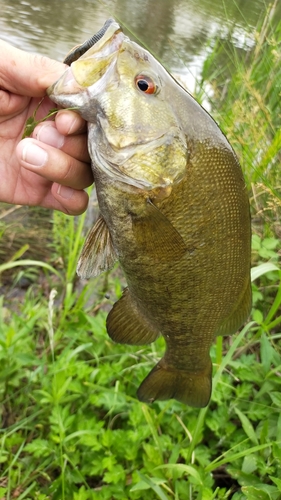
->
[48,19,251,407]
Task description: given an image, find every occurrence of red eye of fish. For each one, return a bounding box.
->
[135,75,157,94]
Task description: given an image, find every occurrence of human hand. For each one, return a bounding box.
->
[0,39,93,215]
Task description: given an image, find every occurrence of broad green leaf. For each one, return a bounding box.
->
[241,486,272,500]
[262,238,280,250]
[269,476,281,491]
[242,455,257,474]
[260,333,275,372]
[252,309,263,324]
[251,263,279,281]
[227,467,261,486]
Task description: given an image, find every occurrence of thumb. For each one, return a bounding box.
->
[0,39,67,97]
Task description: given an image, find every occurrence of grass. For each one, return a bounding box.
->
[1,4,281,500]
[194,0,281,237]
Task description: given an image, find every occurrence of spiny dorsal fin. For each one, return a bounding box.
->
[77,215,117,279]
[132,199,187,262]
[106,287,159,345]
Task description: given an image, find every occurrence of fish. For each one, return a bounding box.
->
[47,19,252,408]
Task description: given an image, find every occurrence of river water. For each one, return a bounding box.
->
[0,0,280,93]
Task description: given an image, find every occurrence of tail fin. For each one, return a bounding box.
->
[137,358,212,408]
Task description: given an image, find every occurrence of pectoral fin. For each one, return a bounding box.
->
[132,199,187,262]
[107,287,159,345]
[77,215,117,279]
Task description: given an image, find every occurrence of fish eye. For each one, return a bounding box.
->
[135,74,157,94]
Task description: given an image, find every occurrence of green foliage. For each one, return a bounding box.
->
[22,99,77,139]
[195,0,281,238]
[0,235,281,498]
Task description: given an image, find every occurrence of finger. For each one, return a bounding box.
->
[50,183,89,215]
[55,109,87,136]
[16,138,93,190]
[0,40,67,96]
[33,122,90,163]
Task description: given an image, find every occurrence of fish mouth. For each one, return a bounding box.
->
[47,20,126,100]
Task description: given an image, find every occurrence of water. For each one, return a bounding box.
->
[0,0,279,93]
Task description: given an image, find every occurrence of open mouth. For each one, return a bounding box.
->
[47,21,126,98]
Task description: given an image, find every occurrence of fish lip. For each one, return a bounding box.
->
[47,23,126,100]
[77,21,125,60]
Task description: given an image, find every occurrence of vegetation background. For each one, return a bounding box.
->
[0,0,280,498]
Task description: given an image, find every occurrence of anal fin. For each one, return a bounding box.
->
[77,215,117,279]
[106,288,159,345]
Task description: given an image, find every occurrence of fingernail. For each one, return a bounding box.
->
[36,124,65,148]
[57,111,82,135]
[22,143,48,167]
[57,184,74,200]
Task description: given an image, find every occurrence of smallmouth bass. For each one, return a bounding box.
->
[48,19,251,408]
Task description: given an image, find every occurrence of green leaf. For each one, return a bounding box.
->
[0,259,63,281]
[269,392,281,406]
[251,263,279,282]
[134,473,169,500]
[154,463,203,486]
[104,464,126,484]
[205,442,278,473]
[241,486,271,500]
[234,408,258,445]
[242,455,257,474]
[260,333,275,372]
[269,476,281,491]
[25,439,52,458]
[22,101,78,138]
[252,309,263,324]
[262,238,280,250]
[227,467,261,486]
[130,480,151,492]
[22,116,38,138]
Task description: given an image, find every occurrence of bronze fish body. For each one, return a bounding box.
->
[48,20,251,407]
